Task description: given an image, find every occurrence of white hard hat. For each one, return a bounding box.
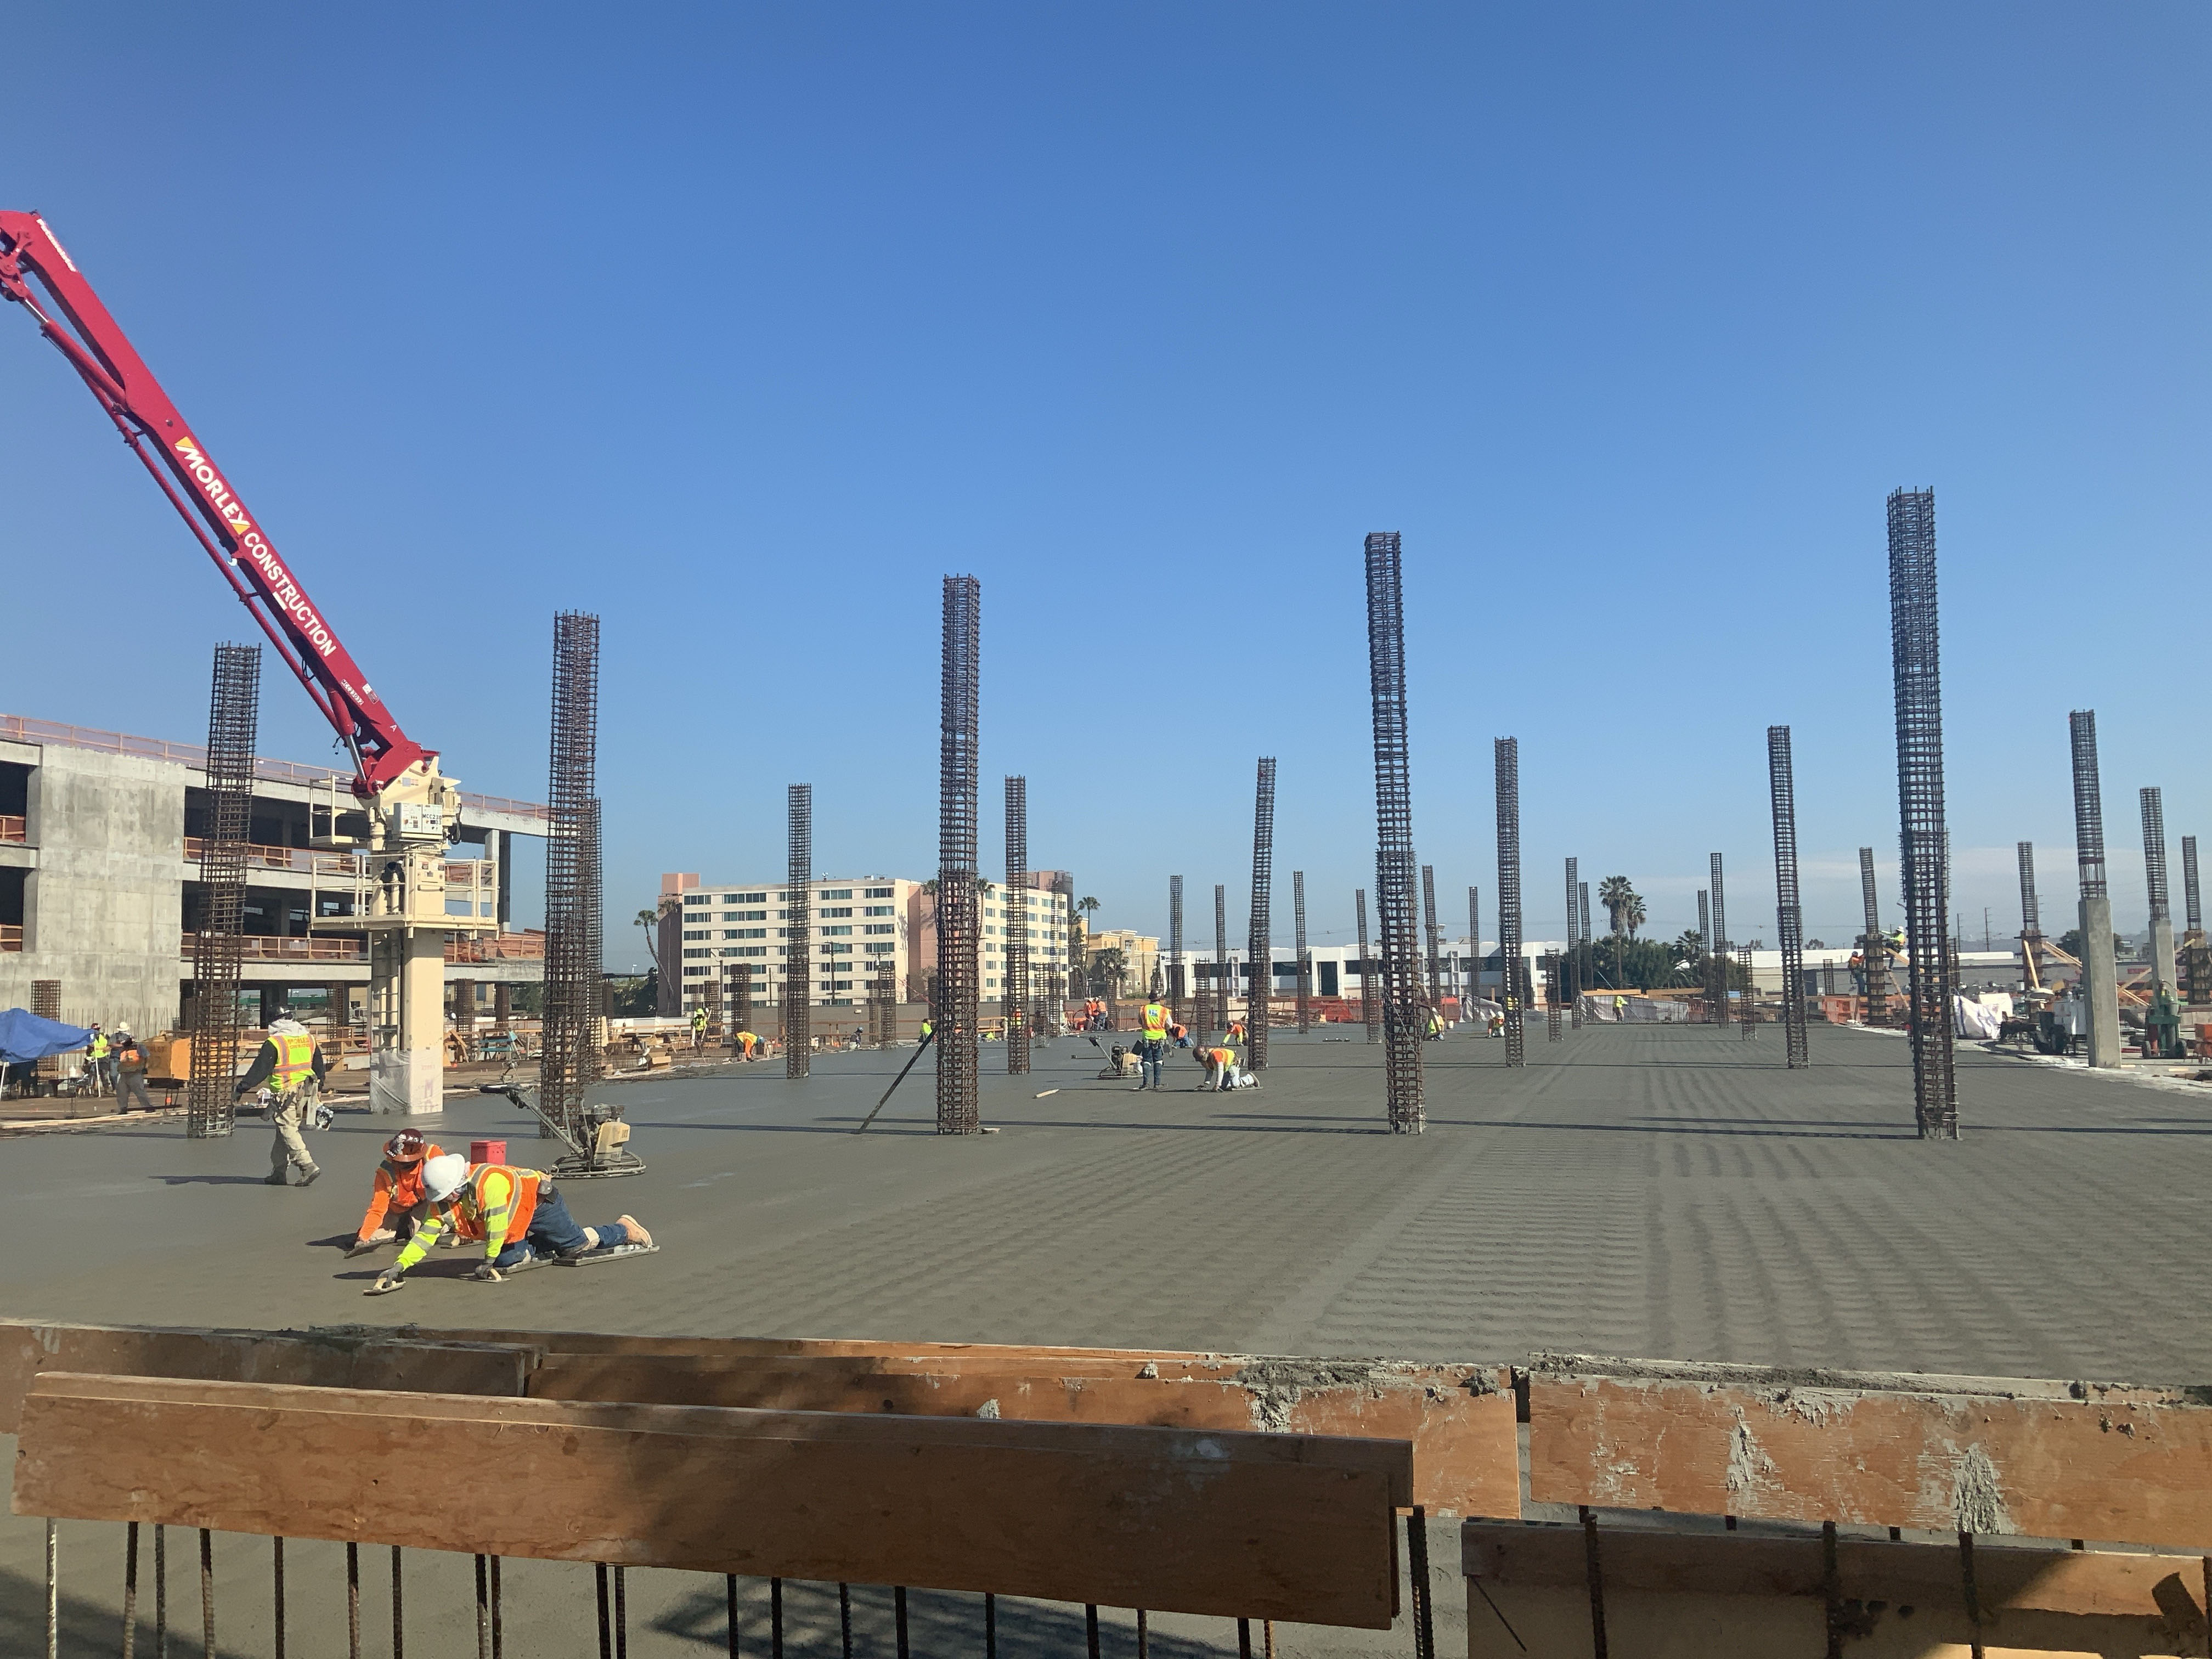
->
[422,1153,470,1202]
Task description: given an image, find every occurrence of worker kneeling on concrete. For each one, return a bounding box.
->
[1201,1045,1240,1091]
[371,1155,652,1292]
[347,1129,446,1256]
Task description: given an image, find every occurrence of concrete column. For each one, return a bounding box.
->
[493,981,512,1032]
[368,927,445,1114]
[2080,894,2122,1067]
[2152,916,2179,997]
[493,830,512,931]
[259,985,284,1028]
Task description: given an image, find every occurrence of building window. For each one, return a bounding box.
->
[725,928,766,940]
[730,892,766,903]
[685,966,710,977]
[682,948,714,960]
[684,894,709,906]
[723,909,766,922]
[823,925,853,937]
[865,887,895,899]
[683,929,709,941]
[825,941,854,954]
[863,905,894,917]
[725,946,769,958]
[821,907,853,919]
[819,888,853,900]
[864,941,896,953]
[864,923,895,936]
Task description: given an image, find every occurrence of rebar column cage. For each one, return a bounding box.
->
[1168,876,1186,1023]
[2186,836,2204,939]
[871,970,898,1047]
[540,612,604,1144]
[785,785,813,1080]
[1737,944,1757,1036]
[1003,776,1030,1076]
[728,963,754,1036]
[1365,533,1424,1132]
[1356,887,1377,1043]
[2017,841,2041,940]
[1576,881,1590,1022]
[1767,726,1810,1069]
[1697,889,1711,956]
[2070,712,2107,899]
[1421,864,1443,1011]
[1468,886,1481,1007]
[1496,738,1526,1067]
[2142,787,2170,926]
[1859,847,1888,1027]
[1708,853,1728,953]
[1889,488,1956,1139]
[1292,871,1312,1034]
[1246,758,1277,1070]
[1564,860,1581,1025]
[187,642,260,1139]
[1213,884,1228,1036]
[935,575,982,1133]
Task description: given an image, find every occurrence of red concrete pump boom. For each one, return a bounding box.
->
[0,210,428,795]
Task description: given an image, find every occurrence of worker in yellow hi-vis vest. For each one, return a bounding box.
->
[234,1008,329,1188]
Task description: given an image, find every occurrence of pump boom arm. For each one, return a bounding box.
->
[0,210,426,794]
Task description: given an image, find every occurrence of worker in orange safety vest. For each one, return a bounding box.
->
[373,1158,653,1290]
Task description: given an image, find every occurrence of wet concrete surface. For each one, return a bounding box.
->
[5,1022,2209,1653]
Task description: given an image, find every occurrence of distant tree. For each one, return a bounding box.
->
[1807,938,1826,950]
[2057,928,2125,958]
[1588,935,1688,989]
[1671,928,1706,964]
[1089,946,1128,997]
[635,909,662,973]
[607,972,657,1017]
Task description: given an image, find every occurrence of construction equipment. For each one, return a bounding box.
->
[497,1086,643,1179]
[0,212,495,1116]
[2143,984,2187,1059]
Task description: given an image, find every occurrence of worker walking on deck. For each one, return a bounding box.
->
[86,1024,112,1096]
[372,1156,652,1290]
[1135,994,1171,1091]
[236,1010,326,1187]
[113,1028,155,1114]
[348,1129,447,1255]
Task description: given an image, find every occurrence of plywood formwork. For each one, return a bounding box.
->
[14,1371,1409,1628]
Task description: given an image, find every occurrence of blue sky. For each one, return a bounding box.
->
[2,4,2204,971]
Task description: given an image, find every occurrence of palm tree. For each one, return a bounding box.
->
[1598,877,1641,940]
[635,909,662,973]
[1671,928,1705,966]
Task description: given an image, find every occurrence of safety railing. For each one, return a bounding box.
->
[0,814,24,843]
[178,933,366,963]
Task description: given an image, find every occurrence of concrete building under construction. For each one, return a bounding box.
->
[0,713,549,1039]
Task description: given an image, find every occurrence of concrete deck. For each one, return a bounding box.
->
[5,1022,2210,1654]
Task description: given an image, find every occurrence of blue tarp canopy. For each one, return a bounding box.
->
[0,1008,94,1065]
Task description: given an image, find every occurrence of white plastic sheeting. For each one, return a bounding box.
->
[1576,994,1692,1024]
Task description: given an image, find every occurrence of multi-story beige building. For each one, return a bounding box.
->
[1082,928,1160,1000]
[904,879,1075,1007]
[660,873,922,1014]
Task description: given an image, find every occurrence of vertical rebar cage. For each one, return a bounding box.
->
[1213,884,1229,1036]
[539,612,604,1142]
[2185,836,2203,938]
[1421,864,1443,1012]
[1767,726,1810,1068]
[1495,738,1525,1067]
[1168,876,1186,1023]
[1471,885,1487,1015]
[2070,712,2107,900]
[2017,842,2041,940]
[936,575,982,1134]
[188,642,261,1139]
[1247,758,1277,1070]
[2141,787,2170,924]
[1364,532,1424,1132]
[1355,888,1377,1043]
[1888,489,1956,1138]
[1004,776,1030,1075]
[1293,872,1311,1034]
[783,785,812,1078]
[1859,847,1888,1026]
[1564,859,1580,1022]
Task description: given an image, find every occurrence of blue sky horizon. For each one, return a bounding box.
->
[3,4,2204,973]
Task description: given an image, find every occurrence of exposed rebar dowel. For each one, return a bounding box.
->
[2142,786,2170,923]
[786,785,813,1078]
[1169,876,1186,1023]
[541,612,604,1142]
[1366,532,1424,1131]
[1421,864,1443,1011]
[1860,847,1888,1027]
[936,574,983,1133]
[2186,836,2204,938]
[188,642,259,1139]
[1247,757,1277,1068]
[1355,888,1377,1043]
[1293,871,1311,1033]
[1496,738,1525,1066]
[1767,726,1810,1068]
[1888,490,1956,1135]
[1214,884,1229,1035]
[1005,776,1030,1075]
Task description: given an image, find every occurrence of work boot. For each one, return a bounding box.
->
[298,1165,321,1188]
[263,1170,287,1186]
[616,1215,652,1249]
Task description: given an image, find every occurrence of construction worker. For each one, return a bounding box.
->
[735,1030,761,1060]
[112,1027,155,1113]
[690,1007,708,1050]
[1227,1017,1246,1045]
[1426,1008,1443,1041]
[235,1008,326,1187]
[348,1129,448,1255]
[1135,993,1171,1091]
[85,1024,111,1095]
[372,1155,652,1289]
[1201,1044,1240,1091]
[918,1017,935,1045]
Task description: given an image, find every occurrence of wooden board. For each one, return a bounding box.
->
[13,1373,1408,1628]
[522,1352,1511,1515]
[1462,1521,2210,1658]
[0,1319,531,1434]
[1527,1356,2212,1551]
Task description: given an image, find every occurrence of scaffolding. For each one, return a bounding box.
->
[1293,871,1311,1034]
[1859,847,1888,1027]
[1004,776,1029,1076]
[1767,726,1810,1068]
[1496,738,1525,1068]
[785,785,812,1079]
[1365,534,1423,1132]
[936,575,981,1134]
[1247,758,1276,1070]
[1168,875,1186,1024]
[1888,488,1956,1138]
[187,642,260,1139]
[1356,887,1376,1043]
[540,613,604,1144]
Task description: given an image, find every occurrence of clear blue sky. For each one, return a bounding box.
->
[3,5,2204,972]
